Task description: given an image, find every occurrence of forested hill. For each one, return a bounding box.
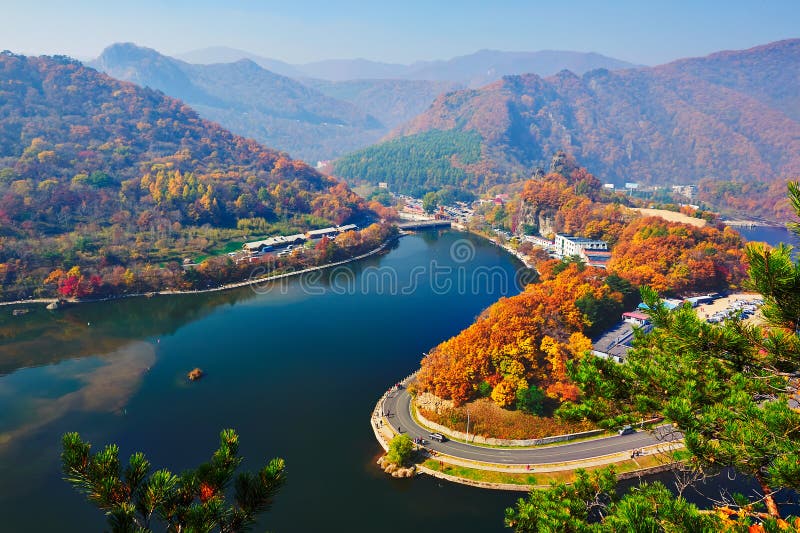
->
[335,40,800,205]
[0,52,370,298]
[90,43,384,163]
[662,39,800,122]
[0,51,366,226]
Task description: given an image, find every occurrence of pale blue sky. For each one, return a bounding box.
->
[3,0,799,65]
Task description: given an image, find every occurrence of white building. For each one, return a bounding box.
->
[243,224,360,253]
[671,185,696,200]
[554,234,608,258]
[524,235,555,251]
[243,234,306,252]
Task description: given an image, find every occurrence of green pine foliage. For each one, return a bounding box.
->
[517,182,800,529]
[61,429,286,533]
[505,467,721,532]
[333,129,482,196]
[515,385,546,415]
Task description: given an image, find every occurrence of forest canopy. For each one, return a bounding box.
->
[0,52,374,300]
[332,129,483,196]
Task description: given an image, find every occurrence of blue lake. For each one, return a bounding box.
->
[0,231,529,532]
[738,225,799,248]
[1,227,796,531]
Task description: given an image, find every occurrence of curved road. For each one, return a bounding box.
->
[382,387,677,464]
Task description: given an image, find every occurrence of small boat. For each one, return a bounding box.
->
[187,368,204,381]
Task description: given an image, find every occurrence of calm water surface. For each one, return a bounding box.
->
[1,229,796,532]
[739,225,799,248]
[0,231,528,532]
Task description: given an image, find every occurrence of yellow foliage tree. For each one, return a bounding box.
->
[491,379,519,407]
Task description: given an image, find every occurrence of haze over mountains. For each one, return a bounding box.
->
[176,46,304,78]
[335,39,800,202]
[176,46,638,85]
[90,43,385,163]
[92,44,636,164]
[301,78,460,133]
[85,38,800,223]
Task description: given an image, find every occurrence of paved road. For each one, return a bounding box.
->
[381,387,677,464]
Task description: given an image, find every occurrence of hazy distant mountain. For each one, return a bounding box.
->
[296,50,636,85]
[303,78,462,130]
[91,43,384,162]
[296,58,408,81]
[91,44,640,163]
[178,46,637,85]
[334,40,800,198]
[403,49,639,87]
[175,46,302,78]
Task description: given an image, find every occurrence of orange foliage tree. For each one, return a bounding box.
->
[417,264,621,406]
[608,216,747,294]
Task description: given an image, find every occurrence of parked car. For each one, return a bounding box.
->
[618,425,636,435]
[428,433,447,442]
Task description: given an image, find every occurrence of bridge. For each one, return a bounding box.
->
[397,220,452,231]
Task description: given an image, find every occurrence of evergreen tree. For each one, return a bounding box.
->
[509,182,800,530]
[61,429,286,533]
[505,467,720,532]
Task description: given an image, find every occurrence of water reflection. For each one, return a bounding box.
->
[0,289,257,375]
[0,342,155,449]
[0,231,531,532]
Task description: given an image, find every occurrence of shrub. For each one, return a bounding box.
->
[386,434,414,466]
[516,385,546,415]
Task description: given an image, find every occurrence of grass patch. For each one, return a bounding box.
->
[194,240,245,263]
[418,397,596,441]
[423,449,684,487]
[423,460,538,485]
[411,404,608,449]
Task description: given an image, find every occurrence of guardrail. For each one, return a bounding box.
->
[378,372,666,448]
[413,404,607,446]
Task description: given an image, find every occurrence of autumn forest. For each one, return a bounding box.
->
[3,7,800,531]
[0,53,385,300]
[415,158,749,438]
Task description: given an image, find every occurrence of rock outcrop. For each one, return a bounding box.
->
[377,456,416,478]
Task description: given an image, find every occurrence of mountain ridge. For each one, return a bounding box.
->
[175,45,303,78]
[175,46,639,84]
[90,43,385,162]
[333,38,800,205]
[0,51,370,298]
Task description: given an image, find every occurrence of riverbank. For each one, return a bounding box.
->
[0,231,532,532]
[722,219,785,228]
[452,222,537,270]
[0,238,397,309]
